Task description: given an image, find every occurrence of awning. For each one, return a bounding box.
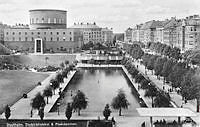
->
[137,108,197,117]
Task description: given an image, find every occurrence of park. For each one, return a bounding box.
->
[0,42,199,127]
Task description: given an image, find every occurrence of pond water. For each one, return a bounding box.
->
[51,68,140,116]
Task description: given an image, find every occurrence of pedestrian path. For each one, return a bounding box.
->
[0,70,76,119]
[131,59,200,124]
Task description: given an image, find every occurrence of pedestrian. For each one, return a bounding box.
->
[112,117,116,126]
[30,109,33,117]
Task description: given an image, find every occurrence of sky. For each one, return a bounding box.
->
[0,0,199,33]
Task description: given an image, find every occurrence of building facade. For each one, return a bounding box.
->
[3,9,83,54]
[69,23,113,44]
[127,15,200,52]
[29,9,67,29]
[4,28,82,53]
[101,27,113,44]
[124,27,133,42]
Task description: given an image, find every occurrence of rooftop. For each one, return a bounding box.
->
[29,9,67,12]
[69,23,100,29]
[141,20,163,29]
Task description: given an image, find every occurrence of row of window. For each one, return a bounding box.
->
[6,31,72,35]
[7,37,72,41]
[30,18,65,24]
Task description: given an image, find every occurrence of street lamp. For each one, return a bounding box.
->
[57,102,60,115]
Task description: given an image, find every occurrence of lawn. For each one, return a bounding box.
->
[0,70,49,114]
[8,54,76,67]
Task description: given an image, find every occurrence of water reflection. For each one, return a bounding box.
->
[56,68,140,116]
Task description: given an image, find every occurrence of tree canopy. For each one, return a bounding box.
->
[71,90,88,116]
[31,93,45,110]
[111,89,129,116]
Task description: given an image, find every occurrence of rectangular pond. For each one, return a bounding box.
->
[50,68,141,117]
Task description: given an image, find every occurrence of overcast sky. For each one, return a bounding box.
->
[0,0,199,32]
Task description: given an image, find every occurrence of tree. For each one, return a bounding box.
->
[180,70,195,101]
[103,104,111,120]
[71,90,88,116]
[50,79,59,94]
[162,59,175,83]
[60,62,65,69]
[62,68,69,78]
[181,69,200,112]
[154,57,167,79]
[168,62,188,88]
[5,105,11,120]
[38,107,44,120]
[162,45,171,57]
[144,85,158,107]
[65,60,69,67]
[43,86,53,104]
[130,44,144,60]
[111,89,129,116]
[31,93,45,111]
[65,103,73,120]
[142,53,150,70]
[170,47,181,60]
[45,57,49,65]
[56,73,64,84]
[140,79,150,89]
[154,91,171,107]
[135,73,145,84]
[147,55,158,74]
[129,67,139,78]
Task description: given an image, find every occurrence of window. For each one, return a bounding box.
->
[63,37,65,41]
[6,32,8,35]
[59,19,61,24]
[69,32,72,35]
[50,32,53,35]
[25,32,27,35]
[19,37,21,41]
[63,32,65,35]
[25,37,27,41]
[19,32,21,35]
[12,32,15,35]
[189,41,193,45]
[32,37,34,41]
[57,32,59,35]
[36,18,39,23]
[57,37,59,41]
[42,18,44,23]
[44,32,46,35]
[32,18,34,24]
[70,37,72,41]
[48,18,50,23]
[54,18,56,23]
[44,37,46,41]
[13,37,15,41]
[38,32,40,35]
[51,37,53,41]
[32,32,34,35]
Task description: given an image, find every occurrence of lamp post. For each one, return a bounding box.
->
[57,102,60,115]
